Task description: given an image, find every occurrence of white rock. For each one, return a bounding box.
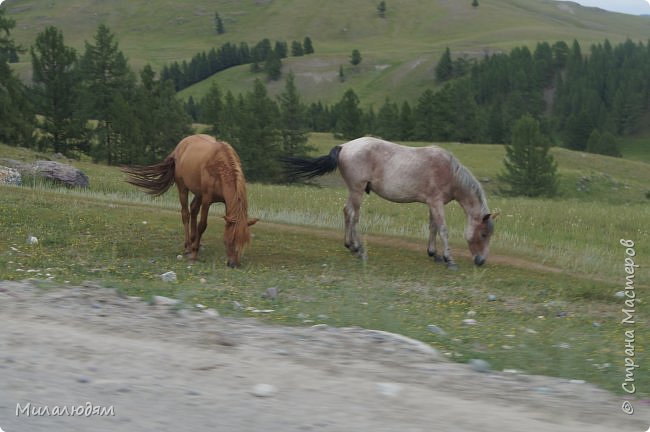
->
[462,318,477,325]
[160,271,177,282]
[251,384,277,397]
[469,359,491,373]
[26,235,38,245]
[376,382,403,397]
[204,309,219,317]
[153,295,179,306]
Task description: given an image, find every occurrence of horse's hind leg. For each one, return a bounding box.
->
[178,186,191,254]
[343,189,366,260]
[428,202,457,270]
[427,208,445,263]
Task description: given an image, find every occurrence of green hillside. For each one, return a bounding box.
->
[5,0,650,106]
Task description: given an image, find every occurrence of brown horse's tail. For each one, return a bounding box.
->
[120,157,176,196]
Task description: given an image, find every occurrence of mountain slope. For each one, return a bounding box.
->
[5,0,650,106]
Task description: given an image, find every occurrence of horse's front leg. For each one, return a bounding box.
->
[191,199,211,261]
[189,195,201,252]
[343,191,366,260]
[428,203,457,270]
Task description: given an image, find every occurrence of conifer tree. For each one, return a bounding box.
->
[0,9,33,146]
[334,89,363,139]
[214,12,225,34]
[278,72,311,156]
[350,49,362,67]
[435,47,453,82]
[31,26,83,155]
[500,115,557,197]
[303,37,314,54]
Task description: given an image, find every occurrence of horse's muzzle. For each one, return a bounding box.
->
[474,255,486,266]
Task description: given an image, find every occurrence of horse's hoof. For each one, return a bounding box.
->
[428,250,445,263]
[446,263,458,271]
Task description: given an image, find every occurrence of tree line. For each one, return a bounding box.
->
[3,3,648,188]
[160,36,314,91]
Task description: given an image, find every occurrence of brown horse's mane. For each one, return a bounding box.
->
[210,143,251,260]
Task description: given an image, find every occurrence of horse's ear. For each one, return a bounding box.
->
[247,218,259,227]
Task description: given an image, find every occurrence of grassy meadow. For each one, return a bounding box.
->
[0,135,648,396]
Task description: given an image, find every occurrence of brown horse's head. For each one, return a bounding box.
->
[465,213,496,266]
[223,216,258,267]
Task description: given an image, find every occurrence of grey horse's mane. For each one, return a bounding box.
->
[450,156,489,216]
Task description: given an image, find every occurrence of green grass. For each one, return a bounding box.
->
[1,137,649,396]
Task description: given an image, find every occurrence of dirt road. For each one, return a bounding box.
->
[0,280,646,432]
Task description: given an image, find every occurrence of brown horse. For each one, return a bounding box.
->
[283,136,496,269]
[121,134,257,267]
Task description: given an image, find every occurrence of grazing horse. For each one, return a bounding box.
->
[121,134,258,267]
[283,136,495,268]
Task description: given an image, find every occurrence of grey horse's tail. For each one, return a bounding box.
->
[281,146,342,181]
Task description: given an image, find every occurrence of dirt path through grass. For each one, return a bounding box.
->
[1,280,645,432]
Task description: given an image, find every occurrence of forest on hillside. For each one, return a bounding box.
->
[2,7,649,182]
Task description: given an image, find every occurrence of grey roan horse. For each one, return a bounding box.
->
[283,136,496,268]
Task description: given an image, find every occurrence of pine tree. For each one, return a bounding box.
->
[334,89,363,139]
[350,49,362,67]
[31,26,83,155]
[586,129,621,157]
[199,82,224,135]
[0,9,33,146]
[235,79,281,181]
[303,37,314,54]
[375,98,401,140]
[278,72,311,157]
[214,12,225,34]
[500,115,557,197]
[79,24,135,163]
[472,0,479,7]
[265,50,282,81]
[435,47,453,82]
[377,1,387,18]
[291,40,304,57]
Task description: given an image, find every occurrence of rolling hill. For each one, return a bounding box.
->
[5,0,650,107]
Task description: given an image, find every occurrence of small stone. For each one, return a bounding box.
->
[251,383,277,397]
[199,278,207,284]
[232,301,244,310]
[297,312,309,319]
[466,310,477,317]
[204,308,219,317]
[160,271,177,282]
[26,235,38,245]
[376,382,402,397]
[153,295,179,306]
[614,291,625,299]
[556,311,568,318]
[462,318,477,325]
[468,359,491,373]
[261,287,278,299]
[487,294,497,301]
[592,322,602,328]
[77,376,90,384]
[502,369,519,374]
[569,379,585,384]
[427,324,447,336]
[177,254,183,260]
[525,328,538,334]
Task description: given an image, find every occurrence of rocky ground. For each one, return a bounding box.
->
[0,280,646,432]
